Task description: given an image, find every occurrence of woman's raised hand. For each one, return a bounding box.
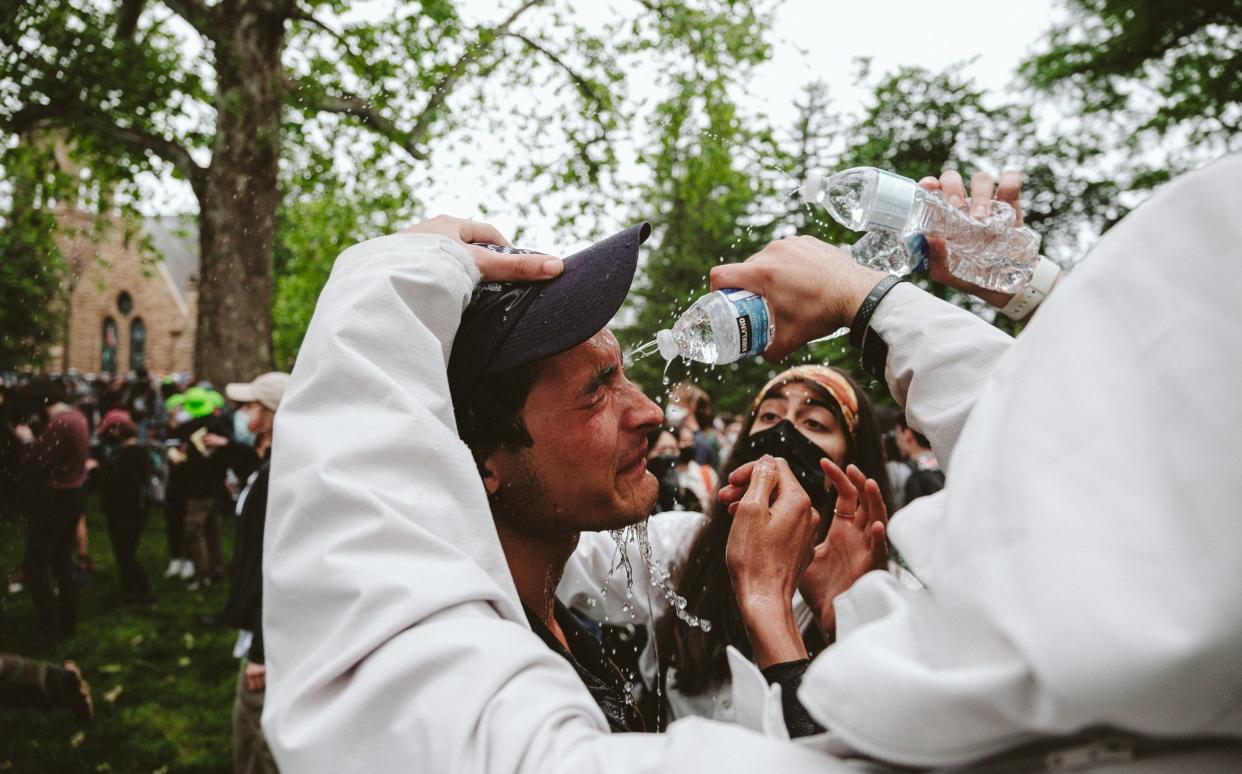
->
[799,459,889,643]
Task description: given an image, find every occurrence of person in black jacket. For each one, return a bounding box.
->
[219,371,288,774]
[96,413,154,606]
[169,404,235,587]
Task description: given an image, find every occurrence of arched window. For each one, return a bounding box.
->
[130,317,147,372]
[101,317,119,373]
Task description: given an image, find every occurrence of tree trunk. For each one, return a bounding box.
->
[194,2,286,386]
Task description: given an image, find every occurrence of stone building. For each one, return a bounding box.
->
[48,211,199,376]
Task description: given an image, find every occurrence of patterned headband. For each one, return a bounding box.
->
[750,365,860,437]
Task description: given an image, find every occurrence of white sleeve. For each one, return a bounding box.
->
[868,283,1014,471]
[263,233,845,773]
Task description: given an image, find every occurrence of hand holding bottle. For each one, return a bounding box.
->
[710,236,884,361]
[803,165,1042,292]
[918,170,1025,310]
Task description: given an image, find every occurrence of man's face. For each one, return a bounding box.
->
[242,401,275,436]
[484,329,662,536]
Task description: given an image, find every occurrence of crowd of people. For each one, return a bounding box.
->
[3,157,1239,772]
[0,368,288,773]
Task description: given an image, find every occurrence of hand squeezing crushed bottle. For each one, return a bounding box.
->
[800,167,1042,293]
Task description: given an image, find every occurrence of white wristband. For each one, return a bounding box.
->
[1000,256,1061,321]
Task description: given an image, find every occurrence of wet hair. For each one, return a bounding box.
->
[896,414,932,449]
[657,369,893,698]
[452,359,544,471]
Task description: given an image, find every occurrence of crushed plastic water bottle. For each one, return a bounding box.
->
[655,288,774,365]
[800,166,1042,293]
[846,229,931,275]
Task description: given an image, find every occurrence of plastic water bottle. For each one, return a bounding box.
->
[799,167,1042,293]
[656,289,774,365]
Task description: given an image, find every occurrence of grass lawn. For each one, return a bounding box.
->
[1,497,239,773]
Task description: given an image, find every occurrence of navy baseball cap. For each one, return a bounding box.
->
[447,222,651,407]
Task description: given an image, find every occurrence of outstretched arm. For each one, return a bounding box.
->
[709,171,1025,469]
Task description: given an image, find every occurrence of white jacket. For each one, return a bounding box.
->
[799,154,1242,766]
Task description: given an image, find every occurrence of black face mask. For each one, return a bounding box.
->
[738,420,832,510]
[678,445,696,464]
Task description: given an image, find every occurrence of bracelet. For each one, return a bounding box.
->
[848,275,905,350]
[1000,256,1062,321]
[849,275,906,380]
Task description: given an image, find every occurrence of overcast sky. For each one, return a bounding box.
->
[143,0,1062,252]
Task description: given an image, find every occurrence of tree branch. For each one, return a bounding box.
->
[111,125,209,196]
[403,0,547,149]
[162,0,217,41]
[288,7,361,60]
[298,87,430,161]
[298,0,548,161]
[5,106,209,200]
[503,32,605,111]
[117,0,147,40]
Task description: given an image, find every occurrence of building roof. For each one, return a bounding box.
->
[144,214,199,302]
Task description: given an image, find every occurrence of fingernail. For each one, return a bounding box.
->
[948,195,964,209]
[542,259,563,277]
[972,204,989,219]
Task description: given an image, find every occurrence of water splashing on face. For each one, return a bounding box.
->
[624,339,661,367]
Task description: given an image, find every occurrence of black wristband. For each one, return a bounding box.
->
[848,274,905,351]
[849,275,905,380]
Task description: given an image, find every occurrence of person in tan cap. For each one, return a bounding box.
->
[223,373,290,423]
[218,371,288,774]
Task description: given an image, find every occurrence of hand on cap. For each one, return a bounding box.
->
[917,169,1024,309]
[403,215,564,281]
[710,236,884,361]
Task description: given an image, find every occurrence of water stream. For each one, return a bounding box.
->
[607,520,711,633]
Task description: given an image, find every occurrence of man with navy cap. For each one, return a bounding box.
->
[265,215,829,765]
[444,221,664,731]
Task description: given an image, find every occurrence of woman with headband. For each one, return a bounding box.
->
[655,365,894,726]
[558,364,895,731]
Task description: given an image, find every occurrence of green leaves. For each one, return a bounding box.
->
[0,143,71,369]
[1023,0,1242,187]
